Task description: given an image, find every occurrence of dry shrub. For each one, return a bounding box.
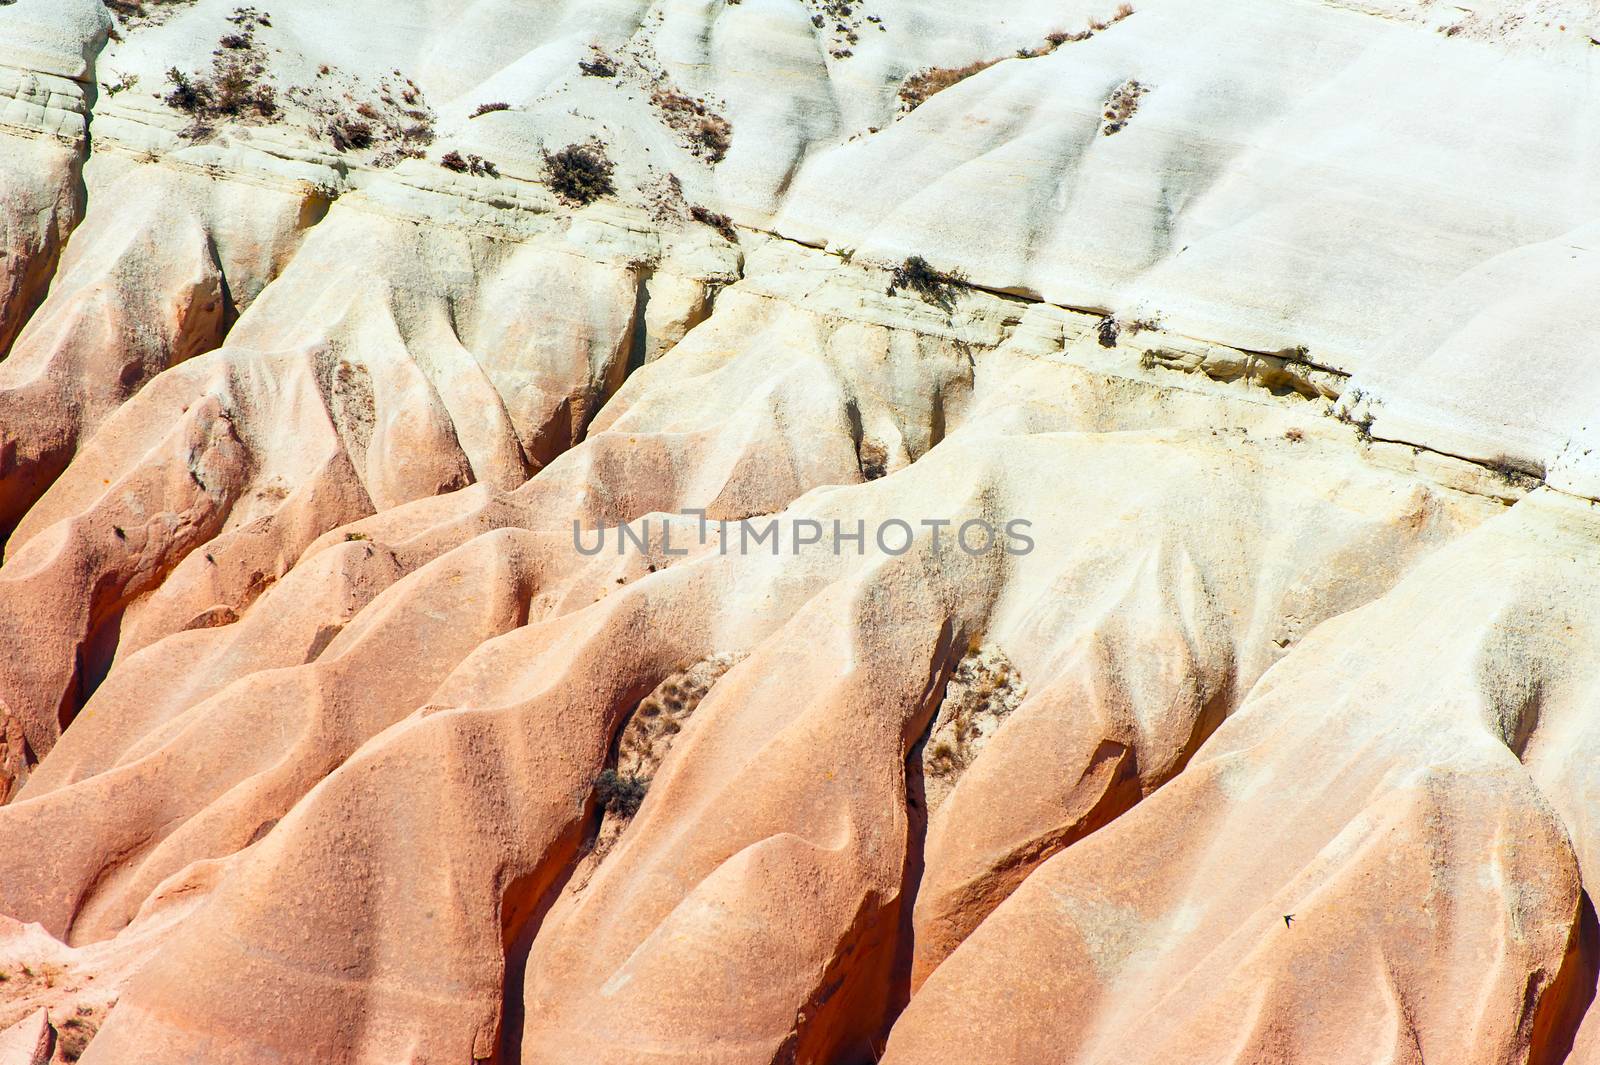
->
[887,255,965,308]
[542,142,615,204]
[160,8,279,131]
[921,646,1027,812]
[689,204,737,242]
[579,48,618,77]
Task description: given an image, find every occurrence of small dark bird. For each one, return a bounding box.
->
[1283,914,1294,928]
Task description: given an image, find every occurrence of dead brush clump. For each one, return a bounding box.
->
[650,88,733,164]
[887,255,965,309]
[921,645,1026,812]
[325,113,373,151]
[690,204,738,243]
[593,769,648,816]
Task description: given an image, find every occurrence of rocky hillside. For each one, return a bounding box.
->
[1,0,1599,1061]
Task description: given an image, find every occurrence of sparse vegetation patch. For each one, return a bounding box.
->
[470,101,510,117]
[577,655,741,874]
[289,67,435,167]
[804,0,882,57]
[650,89,733,164]
[921,645,1026,812]
[614,655,740,786]
[104,72,141,97]
[591,40,732,164]
[160,8,279,133]
[643,171,689,224]
[898,60,1000,113]
[1100,78,1148,135]
[157,9,434,164]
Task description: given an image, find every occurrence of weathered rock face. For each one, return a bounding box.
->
[2,0,1599,1062]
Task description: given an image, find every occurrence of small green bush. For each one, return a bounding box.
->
[594,769,648,817]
